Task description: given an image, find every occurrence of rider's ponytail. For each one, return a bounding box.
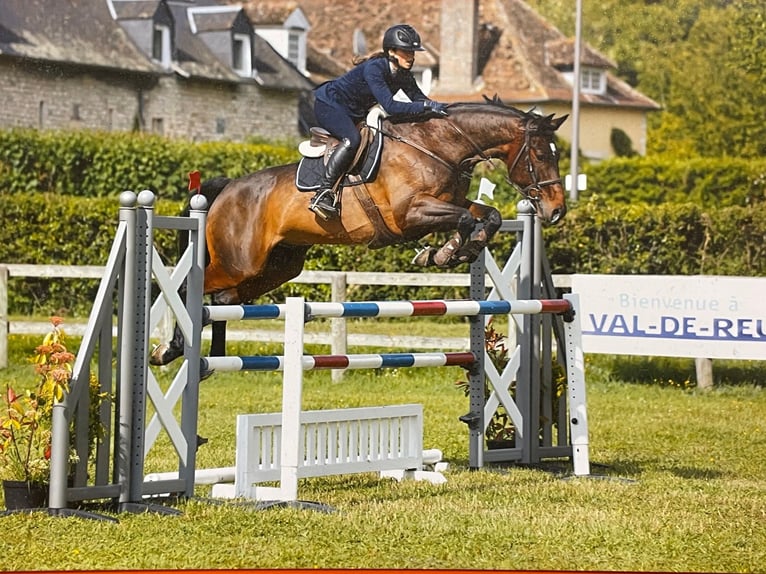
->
[352,50,386,66]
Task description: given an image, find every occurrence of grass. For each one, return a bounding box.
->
[1,334,765,572]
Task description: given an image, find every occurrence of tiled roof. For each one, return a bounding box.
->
[244,1,302,26]
[112,0,162,20]
[169,2,242,81]
[0,0,313,92]
[240,0,659,110]
[255,34,314,91]
[0,0,158,74]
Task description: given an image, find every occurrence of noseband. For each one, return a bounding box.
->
[506,120,562,204]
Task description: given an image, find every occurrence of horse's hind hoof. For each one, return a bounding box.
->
[149,343,169,366]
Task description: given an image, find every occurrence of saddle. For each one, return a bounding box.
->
[295,107,386,192]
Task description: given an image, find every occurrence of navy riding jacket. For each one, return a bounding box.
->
[314,56,428,120]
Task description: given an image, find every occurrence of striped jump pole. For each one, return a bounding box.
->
[203,298,573,322]
[202,351,478,373]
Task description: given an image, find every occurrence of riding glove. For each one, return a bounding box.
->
[425,100,449,116]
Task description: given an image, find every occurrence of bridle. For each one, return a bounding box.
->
[505,119,563,205]
[374,114,562,199]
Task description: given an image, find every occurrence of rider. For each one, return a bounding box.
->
[308,24,449,220]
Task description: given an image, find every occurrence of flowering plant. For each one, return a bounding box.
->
[455,320,516,443]
[455,320,567,446]
[0,317,74,484]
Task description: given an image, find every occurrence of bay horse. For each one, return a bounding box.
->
[150,96,568,366]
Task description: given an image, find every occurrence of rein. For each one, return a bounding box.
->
[374,124,473,180]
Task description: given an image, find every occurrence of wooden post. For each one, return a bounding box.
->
[0,265,7,369]
[330,273,347,382]
[695,358,714,390]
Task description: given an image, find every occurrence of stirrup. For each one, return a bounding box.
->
[308,189,338,220]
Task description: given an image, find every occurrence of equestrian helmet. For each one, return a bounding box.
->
[383,24,425,52]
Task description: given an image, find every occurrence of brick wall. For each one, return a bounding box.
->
[0,59,303,142]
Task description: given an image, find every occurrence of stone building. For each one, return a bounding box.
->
[0,0,314,142]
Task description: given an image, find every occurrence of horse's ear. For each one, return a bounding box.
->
[552,114,569,129]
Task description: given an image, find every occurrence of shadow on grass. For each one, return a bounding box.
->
[591,458,726,481]
[590,354,766,388]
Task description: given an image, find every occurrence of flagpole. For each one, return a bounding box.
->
[570,0,583,201]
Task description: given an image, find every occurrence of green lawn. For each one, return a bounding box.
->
[0,335,765,572]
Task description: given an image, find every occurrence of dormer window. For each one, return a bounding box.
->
[233,33,252,77]
[580,67,605,95]
[152,24,171,68]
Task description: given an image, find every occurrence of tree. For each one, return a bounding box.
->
[650,1,765,157]
[526,0,763,158]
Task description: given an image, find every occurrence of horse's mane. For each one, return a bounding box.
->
[447,94,561,133]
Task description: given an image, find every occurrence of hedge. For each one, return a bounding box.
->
[2,192,765,315]
[3,129,766,207]
[581,156,766,207]
[1,129,765,314]
[0,129,298,200]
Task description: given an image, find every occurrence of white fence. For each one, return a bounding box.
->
[0,262,569,369]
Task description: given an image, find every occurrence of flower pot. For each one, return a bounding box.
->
[2,480,48,510]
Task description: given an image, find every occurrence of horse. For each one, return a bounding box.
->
[150,96,568,367]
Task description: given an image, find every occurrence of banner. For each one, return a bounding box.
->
[570,275,766,360]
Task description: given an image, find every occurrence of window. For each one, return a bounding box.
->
[216,118,226,135]
[287,30,300,68]
[152,118,164,135]
[152,25,171,68]
[72,104,82,121]
[38,101,45,129]
[233,33,252,77]
[580,68,605,94]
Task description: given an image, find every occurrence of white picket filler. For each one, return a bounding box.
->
[209,404,438,500]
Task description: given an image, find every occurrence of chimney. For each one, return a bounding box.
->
[438,0,478,95]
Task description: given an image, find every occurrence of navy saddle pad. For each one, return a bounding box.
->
[295,130,384,192]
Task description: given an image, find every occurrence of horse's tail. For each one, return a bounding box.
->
[180,176,231,265]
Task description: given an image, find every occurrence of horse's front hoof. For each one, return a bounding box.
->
[412,246,436,267]
[454,240,485,264]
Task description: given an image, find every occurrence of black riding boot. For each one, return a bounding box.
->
[309,138,356,220]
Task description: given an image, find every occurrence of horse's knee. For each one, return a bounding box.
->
[484,207,502,236]
[456,211,476,236]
